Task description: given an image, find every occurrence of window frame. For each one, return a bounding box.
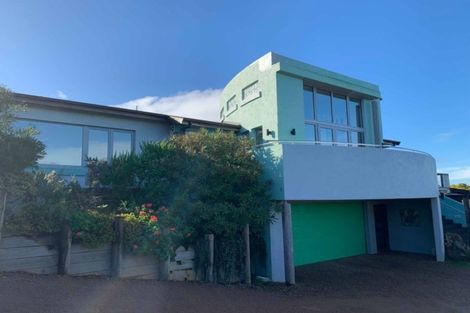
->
[303,86,365,145]
[15,118,135,166]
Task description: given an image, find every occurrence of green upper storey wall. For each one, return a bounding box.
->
[220,52,383,145]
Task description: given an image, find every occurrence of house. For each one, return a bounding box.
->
[12,92,240,185]
[11,52,445,285]
[219,52,444,283]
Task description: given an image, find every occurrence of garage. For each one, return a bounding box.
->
[291,201,366,266]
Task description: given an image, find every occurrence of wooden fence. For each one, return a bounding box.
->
[0,221,196,280]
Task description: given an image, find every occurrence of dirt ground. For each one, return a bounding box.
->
[1,253,470,313]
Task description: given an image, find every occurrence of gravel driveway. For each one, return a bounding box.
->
[1,253,470,313]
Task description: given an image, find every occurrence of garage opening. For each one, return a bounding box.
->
[374,204,390,252]
[372,199,435,256]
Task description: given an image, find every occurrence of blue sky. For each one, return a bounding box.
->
[1,0,469,183]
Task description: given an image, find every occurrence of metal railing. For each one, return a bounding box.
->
[256,140,433,158]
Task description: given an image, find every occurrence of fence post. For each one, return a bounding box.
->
[206,234,214,282]
[111,216,123,278]
[58,223,72,275]
[244,224,251,285]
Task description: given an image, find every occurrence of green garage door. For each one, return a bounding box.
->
[292,202,366,266]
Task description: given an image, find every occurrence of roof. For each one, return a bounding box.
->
[12,92,240,131]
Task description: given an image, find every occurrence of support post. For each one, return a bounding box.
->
[364,202,377,254]
[282,201,295,285]
[111,216,123,278]
[464,196,470,243]
[431,197,445,262]
[58,223,72,275]
[0,191,7,242]
[243,224,251,285]
[206,234,214,282]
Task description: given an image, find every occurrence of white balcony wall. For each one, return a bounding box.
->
[281,144,439,201]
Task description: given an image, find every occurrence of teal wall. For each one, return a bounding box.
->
[291,201,366,266]
[221,52,384,200]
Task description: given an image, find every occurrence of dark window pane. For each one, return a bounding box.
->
[304,124,316,141]
[303,88,314,120]
[335,130,348,144]
[316,90,332,123]
[348,98,362,127]
[15,120,83,166]
[88,129,108,161]
[350,131,364,144]
[332,94,347,125]
[113,131,132,156]
[319,127,333,143]
[253,127,263,145]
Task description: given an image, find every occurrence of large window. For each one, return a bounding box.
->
[87,128,133,161]
[303,87,364,145]
[15,119,134,166]
[15,120,83,166]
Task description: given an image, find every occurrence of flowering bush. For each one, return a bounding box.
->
[121,203,188,259]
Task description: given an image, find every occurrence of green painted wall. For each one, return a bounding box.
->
[291,201,366,266]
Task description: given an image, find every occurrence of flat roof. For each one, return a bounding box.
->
[12,93,240,131]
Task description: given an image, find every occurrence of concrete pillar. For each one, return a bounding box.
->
[282,201,295,285]
[431,197,445,262]
[269,212,285,282]
[364,202,378,254]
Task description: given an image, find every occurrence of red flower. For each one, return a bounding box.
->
[145,203,153,209]
[139,211,146,216]
[150,215,158,222]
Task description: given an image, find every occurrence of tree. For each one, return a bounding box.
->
[0,86,45,240]
[451,183,470,191]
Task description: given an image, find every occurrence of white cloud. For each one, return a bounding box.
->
[116,89,222,122]
[56,90,68,100]
[435,130,460,142]
[438,166,470,181]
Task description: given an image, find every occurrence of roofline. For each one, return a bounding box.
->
[12,93,240,130]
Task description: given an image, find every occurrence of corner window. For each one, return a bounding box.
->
[303,86,364,145]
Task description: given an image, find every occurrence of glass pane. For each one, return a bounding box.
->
[319,127,333,143]
[304,124,316,141]
[113,131,132,156]
[348,98,362,127]
[303,88,314,120]
[332,94,347,125]
[14,120,83,166]
[316,90,332,123]
[88,129,108,161]
[350,131,364,145]
[335,130,348,144]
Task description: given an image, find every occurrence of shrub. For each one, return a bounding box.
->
[70,210,115,248]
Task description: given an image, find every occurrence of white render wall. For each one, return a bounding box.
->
[282,144,439,201]
[269,212,285,283]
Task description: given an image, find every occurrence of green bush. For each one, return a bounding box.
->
[70,210,115,248]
